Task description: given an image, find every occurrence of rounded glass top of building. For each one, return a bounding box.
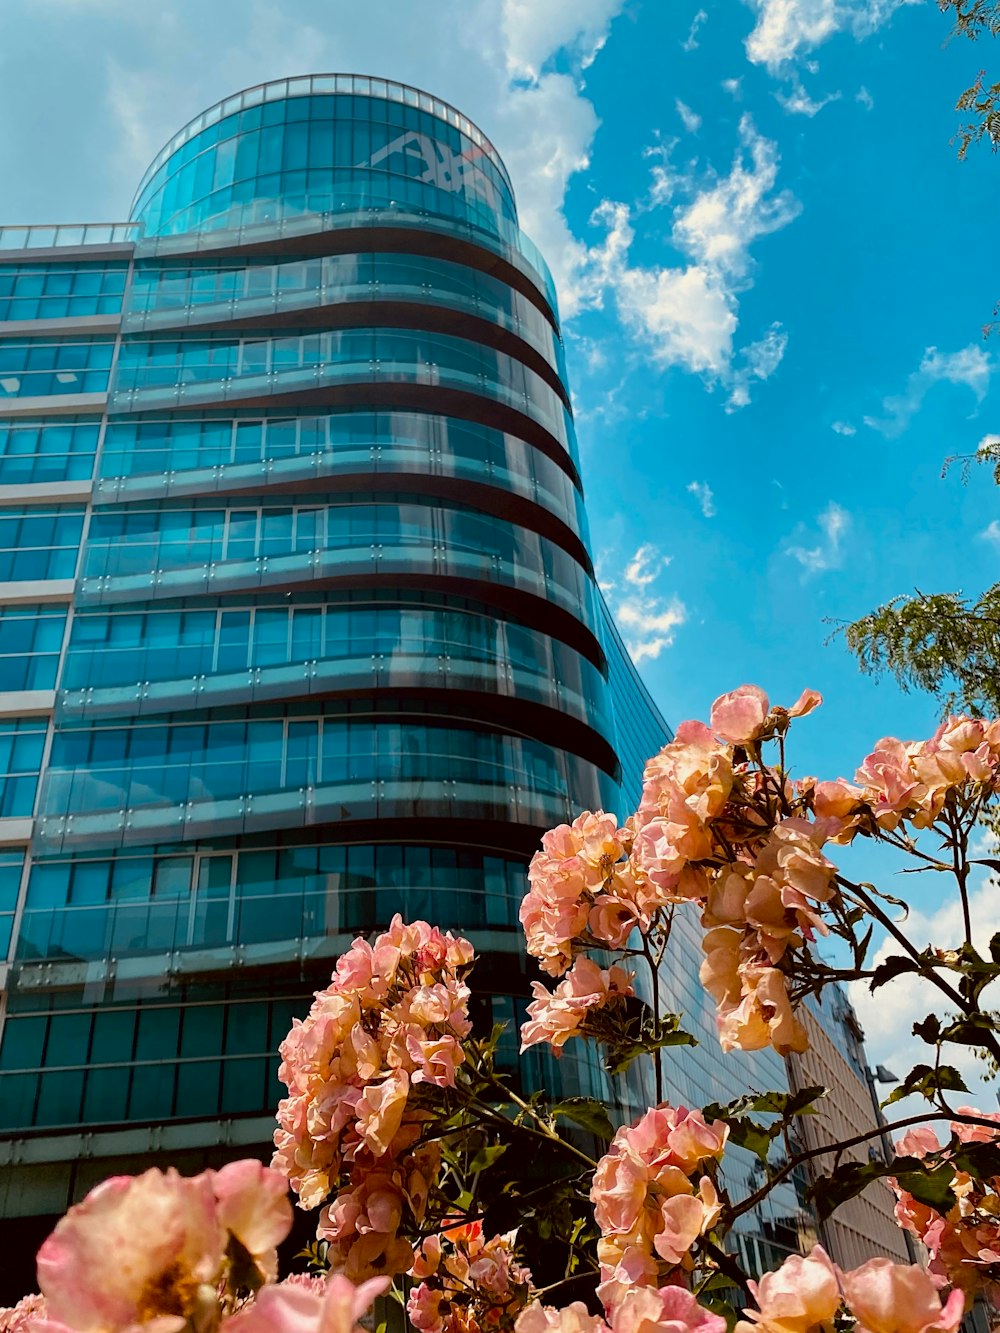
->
[130,74,519,241]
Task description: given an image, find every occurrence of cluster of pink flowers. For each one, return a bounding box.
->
[520,813,647,979]
[590,1102,728,1303]
[892,1111,1000,1304]
[735,1244,964,1333]
[853,715,1000,830]
[0,1160,294,1333]
[408,1221,533,1333]
[528,684,1000,1059]
[272,915,474,1279]
[515,1284,726,1333]
[519,956,634,1055]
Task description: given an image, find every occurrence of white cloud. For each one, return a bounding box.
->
[722,77,744,99]
[786,500,851,573]
[831,420,857,435]
[676,98,702,133]
[775,76,842,115]
[495,72,602,318]
[604,544,687,663]
[856,85,874,109]
[850,873,1000,1121]
[672,115,800,276]
[687,480,717,517]
[726,321,788,409]
[980,520,1000,549]
[864,344,994,437]
[500,0,625,80]
[978,433,1000,452]
[682,8,708,50]
[623,542,671,587]
[744,0,918,72]
[578,117,798,386]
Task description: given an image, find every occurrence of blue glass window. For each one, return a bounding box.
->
[14,842,529,964]
[0,718,47,817]
[0,606,66,691]
[0,263,127,322]
[0,507,83,582]
[0,849,24,957]
[0,340,113,399]
[0,419,98,485]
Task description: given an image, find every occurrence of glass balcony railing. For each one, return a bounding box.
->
[0,223,141,253]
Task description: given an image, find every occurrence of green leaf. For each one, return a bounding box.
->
[871,954,921,990]
[894,1160,957,1213]
[604,1023,697,1076]
[552,1097,616,1141]
[883,1063,969,1105]
[749,1086,827,1119]
[468,1143,508,1173]
[725,1118,774,1163]
[912,1013,941,1043]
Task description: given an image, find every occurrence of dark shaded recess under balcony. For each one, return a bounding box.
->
[111,380,582,490]
[145,223,558,325]
[141,300,570,407]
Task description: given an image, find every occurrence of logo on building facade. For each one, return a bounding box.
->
[359,132,502,217]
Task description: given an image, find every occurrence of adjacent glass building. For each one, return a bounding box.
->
[0,76,810,1294]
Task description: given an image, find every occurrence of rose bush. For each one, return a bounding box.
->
[8,687,1000,1333]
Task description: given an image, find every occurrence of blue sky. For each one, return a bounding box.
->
[0,0,997,1083]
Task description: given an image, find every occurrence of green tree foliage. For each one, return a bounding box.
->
[939,0,1000,158]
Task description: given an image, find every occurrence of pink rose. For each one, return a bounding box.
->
[36,1167,224,1333]
[710,685,770,743]
[223,1275,389,1333]
[841,1259,965,1333]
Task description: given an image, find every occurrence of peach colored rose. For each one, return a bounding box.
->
[223,1274,388,1333]
[36,1167,224,1333]
[738,1246,841,1333]
[710,685,770,743]
[516,1304,609,1333]
[841,1259,964,1333]
[608,1286,727,1333]
[212,1159,292,1285]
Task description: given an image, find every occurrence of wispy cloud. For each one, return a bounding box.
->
[856,85,874,109]
[726,321,788,409]
[681,8,708,50]
[743,0,918,73]
[500,0,626,79]
[775,76,841,116]
[602,544,687,663]
[721,77,744,99]
[980,520,1000,550]
[864,344,993,437]
[786,500,851,574]
[687,480,717,517]
[676,98,702,133]
[580,116,799,387]
[831,420,857,435]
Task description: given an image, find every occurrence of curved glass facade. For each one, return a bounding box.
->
[0,75,814,1291]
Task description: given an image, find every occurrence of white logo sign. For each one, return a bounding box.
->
[360,132,502,216]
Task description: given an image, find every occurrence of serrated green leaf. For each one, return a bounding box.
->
[552,1096,616,1141]
[604,1027,697,1076]
[884,1063,969,1105]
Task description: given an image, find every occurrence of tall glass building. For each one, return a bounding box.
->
[0,75,809,1293]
